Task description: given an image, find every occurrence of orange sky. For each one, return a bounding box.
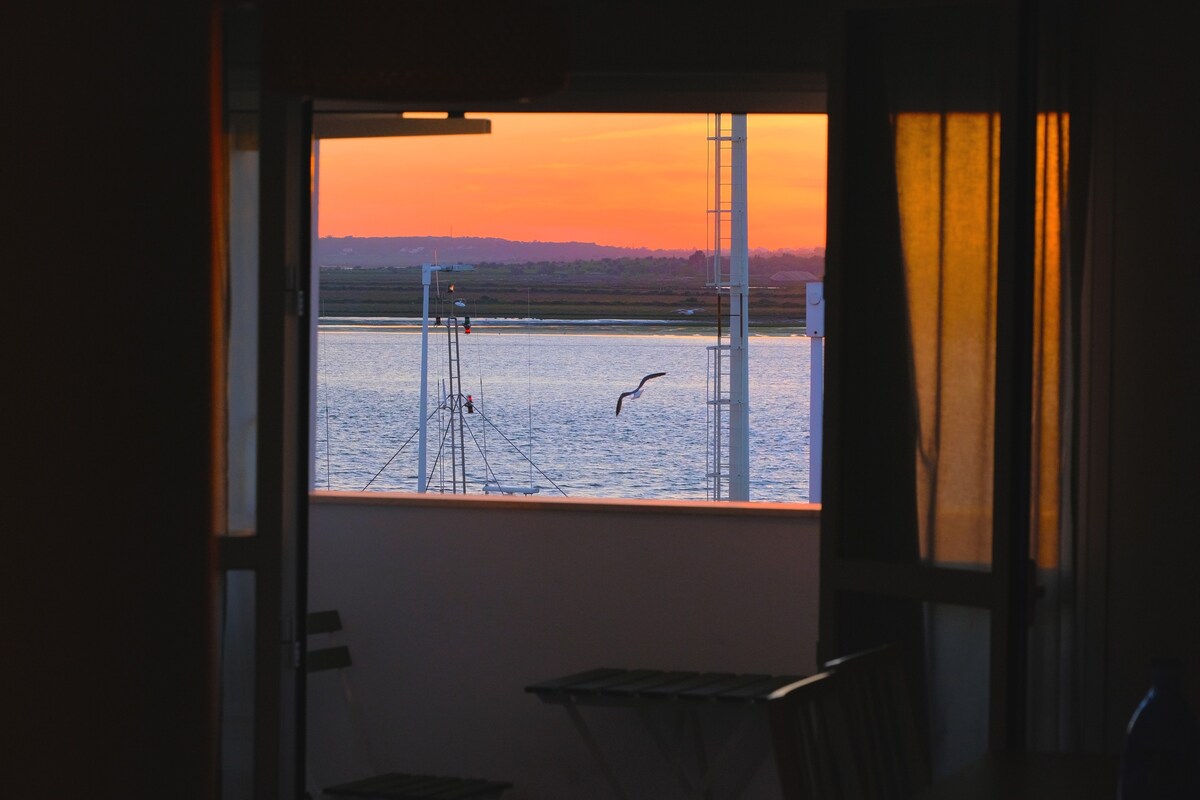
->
[316,113,826,252]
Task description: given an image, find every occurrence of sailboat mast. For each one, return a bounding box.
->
[417,262,473,493]
[446,315,468,493]
[418,265,433,493]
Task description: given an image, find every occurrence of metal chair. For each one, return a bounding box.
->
[308,611,513,800]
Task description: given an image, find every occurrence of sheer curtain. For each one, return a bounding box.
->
[823,0,1079,771]
[894,105,1073,751]
[894,111,1000,570]
[1029,107,1073,751]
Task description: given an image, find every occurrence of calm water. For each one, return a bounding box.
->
[314,319,815,501]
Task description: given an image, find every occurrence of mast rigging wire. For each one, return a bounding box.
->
[526,289,533,486]
[320,300,331,490]
[425,415,455,492]
[361,408,443,491]
[471,407,568,496]
[458,417,502,488]
[362,283,564,495]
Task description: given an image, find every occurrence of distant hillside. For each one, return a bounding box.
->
[317,252,826,322]
[317,235,824,267]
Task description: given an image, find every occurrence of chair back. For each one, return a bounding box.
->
[823,644,930,800]
[768,672,858,800]
[307,609,352,673]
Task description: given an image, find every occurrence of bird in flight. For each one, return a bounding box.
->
[616,372,666,416]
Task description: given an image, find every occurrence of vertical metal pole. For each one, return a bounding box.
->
[446,320,455,492]
[447,319,459,493]
[728,114,750,500]
[309,137,320,491]
[418,265,432,493]
[454,325,466,492]
[810,338,823,502]
[713,116,723,503]
[807,282,825,503]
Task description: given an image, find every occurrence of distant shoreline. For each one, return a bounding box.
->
[317,256,819,326]
[318,317,810,334]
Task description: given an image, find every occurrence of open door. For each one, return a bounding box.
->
[218,5,312,797]
[216,4,568,797]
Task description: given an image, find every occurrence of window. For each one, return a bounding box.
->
[311,113,827,502]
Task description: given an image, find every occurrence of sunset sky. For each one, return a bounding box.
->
[316,113,827,252]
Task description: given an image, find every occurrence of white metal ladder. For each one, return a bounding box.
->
[440,316,468,493]
[706,340,731,501]
[705,113,750,500]
[707,113,732,501]
[707,113,734,290]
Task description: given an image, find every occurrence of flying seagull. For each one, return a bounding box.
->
[616,372,666,416]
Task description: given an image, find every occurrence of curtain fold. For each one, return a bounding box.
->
[895,111,1000,569]
[893,103,1072,750]
[821,3,929,771]
[890,99,1004,777]
[825,0,1079,768]
[1027,107,1072,750]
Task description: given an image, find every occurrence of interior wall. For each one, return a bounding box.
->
[1084,0,1200,750]
[8,1,219,797]
[307,494,820,799]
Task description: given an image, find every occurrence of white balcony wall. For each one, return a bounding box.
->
[307,492,820,799]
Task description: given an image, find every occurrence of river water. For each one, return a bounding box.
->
[315,318,816,502]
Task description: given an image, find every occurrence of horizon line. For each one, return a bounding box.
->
[317,233,826,252]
